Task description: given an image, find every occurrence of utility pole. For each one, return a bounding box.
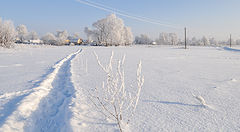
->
[184,27,187,49]
[230,34,232,48]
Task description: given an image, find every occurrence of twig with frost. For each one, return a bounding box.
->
[89,51,144,132]
[192,93,207,106]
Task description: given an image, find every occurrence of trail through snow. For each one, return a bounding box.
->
[0,49,82,132]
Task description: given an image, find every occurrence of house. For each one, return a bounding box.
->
[29,39,43,44]
[67,38,83,45]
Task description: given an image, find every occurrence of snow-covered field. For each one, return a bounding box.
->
[1,45,240,131]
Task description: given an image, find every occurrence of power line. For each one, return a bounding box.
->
[82,0,177,26]
[75,0,183,29]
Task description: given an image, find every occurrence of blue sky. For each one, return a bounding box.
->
[1,0,240,40]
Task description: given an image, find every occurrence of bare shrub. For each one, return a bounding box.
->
[88,51,144,132]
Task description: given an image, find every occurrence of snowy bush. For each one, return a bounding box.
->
[85,14,134,46]
[89,51,144,132]
[0,18,17,48]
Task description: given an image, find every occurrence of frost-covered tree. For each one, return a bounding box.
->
[191,37,198,45]
[123,27,133,45]
[68,32,81,40]
[169,33,178,45]
[157,32,169,45]
[28,31,38,40]
[0,18,17,48]
[236,39,240,45]
[84,27,97,42]
[16,24,28,42]
[56,30,68,46]
[85,14,133,46]
[190,37,204,46]
[156,32,178,45]
[73,32,80,39]
[218,40,227,46]
[41,32,57,45]
[209,37,218,45]
[42,30,68,45]
[177,39,184,45]
[202,36,210,46]
[135,34,152,44]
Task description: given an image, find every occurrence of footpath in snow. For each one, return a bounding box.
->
[0,49,82,132]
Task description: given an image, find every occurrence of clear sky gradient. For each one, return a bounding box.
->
[1,0,240,40]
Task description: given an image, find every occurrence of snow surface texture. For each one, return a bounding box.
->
[69,46,240,131]
[1,45,240,131]
[0,44,78,94]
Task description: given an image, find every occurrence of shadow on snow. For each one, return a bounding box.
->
[223,47,240,52]
[143,100,203,108]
